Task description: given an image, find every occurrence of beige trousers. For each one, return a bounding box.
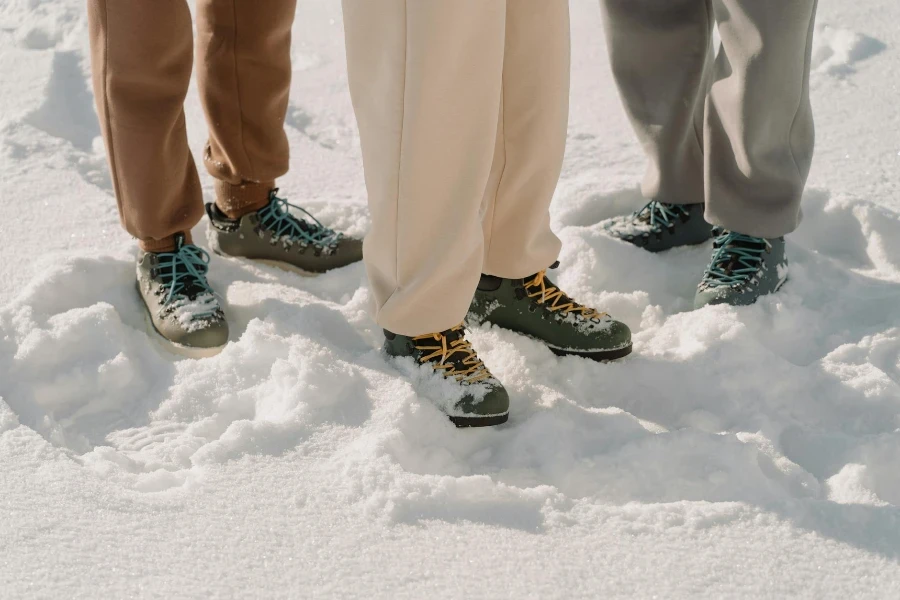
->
[601,0,819,238]
[87,0,297,252]
[343,0,570,336]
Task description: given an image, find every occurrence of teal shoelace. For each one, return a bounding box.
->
[701,230,770,288]
[155,242,219,320]
[257,191,342,249]
[632,200,692,232]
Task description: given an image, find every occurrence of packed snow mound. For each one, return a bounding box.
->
[2,190,898,517]
[812,24,886,76]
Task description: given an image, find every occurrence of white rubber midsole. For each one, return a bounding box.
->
[143,312,226,359]
[253,259,318,278]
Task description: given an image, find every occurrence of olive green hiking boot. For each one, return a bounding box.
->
[467,264,632,361]
[136,235,228,357]
[602,200,713,252]
[206,189,363,274]
[694,229,788,309]
[384,325,510,427]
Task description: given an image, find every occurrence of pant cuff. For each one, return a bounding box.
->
[704,202,802,239]
[215,180,275,219]
[139,231,193,253]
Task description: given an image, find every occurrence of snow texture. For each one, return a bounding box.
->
[1,0,899,598]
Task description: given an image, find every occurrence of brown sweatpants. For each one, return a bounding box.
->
[343,0,570,336]
[87,0,297,252]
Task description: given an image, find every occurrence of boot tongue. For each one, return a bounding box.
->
[440,327,464,345]
[262,202,310,232]
[524,270,570,304]
[158,260,207,300]
[717,238,766,275]
[158,238,209,300]
[524,261,560,283]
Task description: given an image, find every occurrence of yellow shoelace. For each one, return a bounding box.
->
[524,271,607,319]
[412,325,493,384]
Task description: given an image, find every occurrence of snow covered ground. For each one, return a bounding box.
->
[1,0,899,597]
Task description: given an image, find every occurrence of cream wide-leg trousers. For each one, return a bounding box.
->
[342,0,570,336]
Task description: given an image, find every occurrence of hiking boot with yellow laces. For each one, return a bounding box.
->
[384,325,510,427]
[467,263,632,361]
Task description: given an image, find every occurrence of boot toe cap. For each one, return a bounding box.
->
[603,318,632,348]
[577,317,631,352]
[175,318,230,350]
[455,384,510,419]
[335,237,363,266]
[694,286,754,309]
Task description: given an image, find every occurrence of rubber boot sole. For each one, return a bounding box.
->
[209,246,321,278]
[449,412,509,428]
[467,319,633,363]
[615,234,713,254]
[645,237,713,254]
[548,343,633,362]
[252,258,319,277]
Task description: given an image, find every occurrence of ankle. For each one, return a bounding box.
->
[215,180,275,219]
[140,231,193,253]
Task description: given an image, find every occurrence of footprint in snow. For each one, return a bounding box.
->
[812,23,886,77]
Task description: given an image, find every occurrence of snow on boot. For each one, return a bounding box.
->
[602,200,713,252]
[384,325,510,427]
[468,263,632,361]
[694,229,788,309]
[136,234,228,357]
[206,189,363,275]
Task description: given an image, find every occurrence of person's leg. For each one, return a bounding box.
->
[343,0,506,337]
[694,0,818,309]
[197,0,364,273]
[87,0,202,252]
[600,0,713,208]
[598,0,716,252]
[704,0,818,238]
[195,0,297,218]
[479,0,568,279]
[468,0,631,361]
[343,0,510,427]
[87,0,227,353]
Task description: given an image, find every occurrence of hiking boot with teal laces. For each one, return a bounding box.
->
[602,200,713,252]
[137,234,228,357]
[206,189,363,274]
[384,325,509,427]
[467,264,632,361]
[694,229,788,309]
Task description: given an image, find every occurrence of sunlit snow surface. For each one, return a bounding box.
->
[1,0,899,597]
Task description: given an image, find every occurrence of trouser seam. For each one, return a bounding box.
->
[483,88,507,271]
[100,1,125,222]
[787,0,818,181]
[229,0,255,180]
[693,0,713,157]
[391,0,409,296]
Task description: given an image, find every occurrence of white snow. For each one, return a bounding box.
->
[2,0,900,598]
